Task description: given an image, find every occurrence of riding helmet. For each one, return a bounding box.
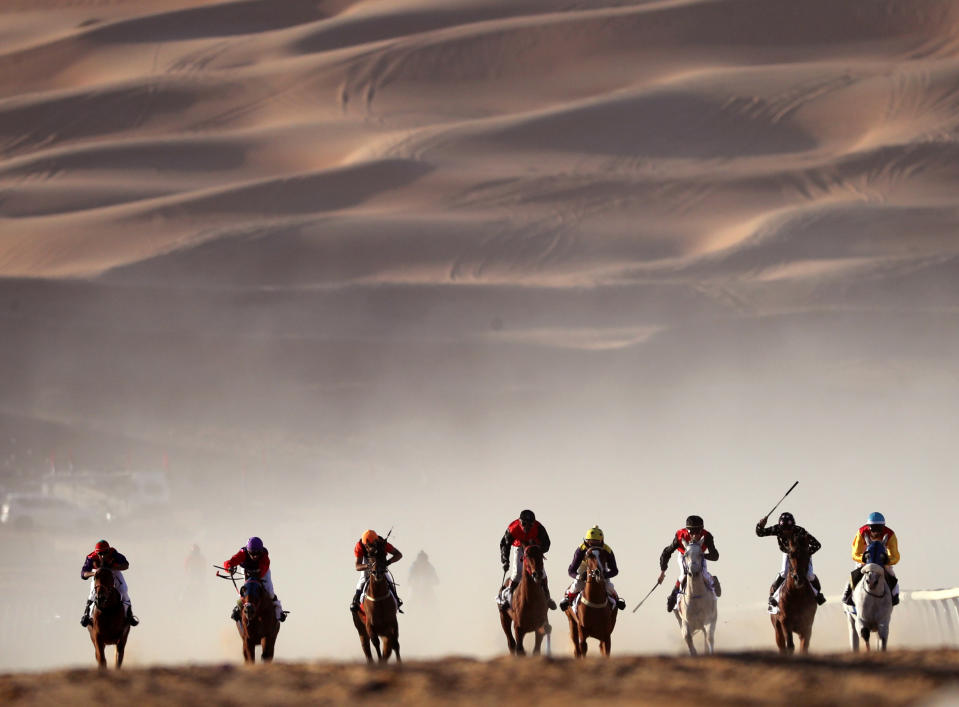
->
[585,526,604,542]
[246,536,264,553]
[867,511,885,526]
[95,539,110,551]
[778,512,795,527]
[361,529,379,545]
[685,515,704,530]
[519,509,535,523]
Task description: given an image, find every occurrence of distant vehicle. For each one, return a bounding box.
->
[0,493,111,530]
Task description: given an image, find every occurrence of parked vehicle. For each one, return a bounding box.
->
[0,493,111,531]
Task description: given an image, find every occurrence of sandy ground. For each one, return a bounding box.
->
[4,651,959,706]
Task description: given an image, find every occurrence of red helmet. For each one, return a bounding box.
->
[95,540,110,552]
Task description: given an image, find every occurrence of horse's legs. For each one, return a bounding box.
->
[848,614,859,652]
[861,627,871,653]
[532,628,544,656]
[772,619,788,654]
[243,636,257,663]
[600,637,611,657]
[684,629,697,656]
[706,620,717,654]
[371,632,382,660]
[262,633,277,662]
[95,637,107,669]
[499,610,517,655]
[798,628,811,655]
[393,633,401,664]
[565,613,582,658]
[514,628,527,656]
[116,634,127,669]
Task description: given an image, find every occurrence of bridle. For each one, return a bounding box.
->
[94,568,119,610]
[364,552,392,602]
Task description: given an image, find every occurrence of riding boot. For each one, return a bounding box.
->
[387,580,404,613]
[542,578,558,611]
[887,573,900,605]
[615,597,627,611]
[350,589,362,612]
[126,605,139,626]
[768,574,785,608]
[666,584,680,613]
[80,600,92,627]
[274,597,287,622]
[559,592,574,611]
[850,566,863,589]
[842,583,853,606]
[811,576,827,605]
[711,575,722,598]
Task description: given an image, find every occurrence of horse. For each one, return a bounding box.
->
[500,544,550,656]
[771,534,817,654]
[675,541,717,655]
[564,546,617,657]
[352,550,401,663]
[848,541,893,652]
[236,577,280,663]
[88,566,130,669]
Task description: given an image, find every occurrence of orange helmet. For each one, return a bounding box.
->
[361,530,379,545]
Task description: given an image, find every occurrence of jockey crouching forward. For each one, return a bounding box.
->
[497,509,557,610]
[843,511,900,609]
[559,526,627,611]
[659,515,721,613]
[223,536,286,622]
[80,539,138,627]
[351,530,403,613]
[756,512,827,611]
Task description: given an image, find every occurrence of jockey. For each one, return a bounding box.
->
[351,529,404,613]
[222,536,286,622]
[498,509,557,610]
[658,515,720,613]
[80,539,138,627]
[756,512,827,611]
[558,526,627,611]
[842,511,900,607]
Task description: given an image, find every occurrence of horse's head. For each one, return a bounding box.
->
[861,563,886,594]
[786,535,810,587]
[523,544,545,584]
[864,540,888,567]
[683,542,704,577]
[93,566,118,609]
[585,546,606,584]
[240,578,267,621]
[367,546,389,582]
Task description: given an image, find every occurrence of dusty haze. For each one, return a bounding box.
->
[2,0,959,671]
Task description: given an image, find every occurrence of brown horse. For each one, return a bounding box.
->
[500,544,550,655]
[87,567,130,669]
[236,577,280,663]
[352,551,401,663]
[565,547,617,657]
[771,534,818,654]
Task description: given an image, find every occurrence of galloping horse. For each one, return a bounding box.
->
[848,541,893,652]
[771,534,817,654]
[88,566,130,669]
[500,544,550,656]
[565,546,617,657]
[236,577,280,663]
[675,542,717,655]
[352,551,401,663]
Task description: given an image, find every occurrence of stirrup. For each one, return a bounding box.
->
[80,614,91,627]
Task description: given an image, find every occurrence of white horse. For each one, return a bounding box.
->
[846,562,893,652]
[675,542,717,655]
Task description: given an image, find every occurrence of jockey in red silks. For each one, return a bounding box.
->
[497,509,557,610]
[80,539,138,627]
[843,511,901,608]
[658,515,721,613]
[222,536,285,622]
[559,525,627,611]
[351,529,403,612]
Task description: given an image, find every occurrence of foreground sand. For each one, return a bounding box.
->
[3,651,959,705]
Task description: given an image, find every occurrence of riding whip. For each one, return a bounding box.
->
[765,481,799,518]
[631,581,661,613]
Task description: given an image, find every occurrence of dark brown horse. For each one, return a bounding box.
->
[565,547,617,657]
[87,567,130,669]
[771,534,818,654]
[500,544,550,655]
[352,551,401,663]
[237,577,280,663]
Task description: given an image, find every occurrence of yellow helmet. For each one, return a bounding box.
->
[585,526,604,542]
[361,529,379,545]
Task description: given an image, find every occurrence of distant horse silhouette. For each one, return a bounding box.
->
[236,577,280,663]
[500,544,550,656]
[88,566,130,669]
[352,549,401,663]
[675,542,717,655]
[565,547,617,657]
[847,540,893,652]
[771,534,817,654]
